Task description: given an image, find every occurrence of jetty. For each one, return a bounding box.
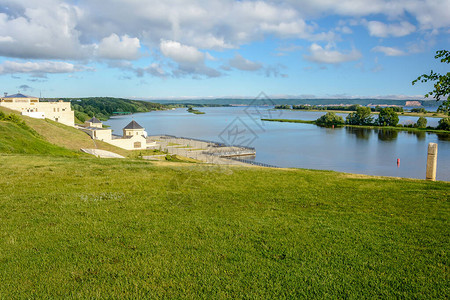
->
[149,135,263,166]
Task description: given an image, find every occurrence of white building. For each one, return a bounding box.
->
[0,93,74,126]
[80,119,157,150]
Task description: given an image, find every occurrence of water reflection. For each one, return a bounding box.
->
[376,129,398,141]
[401,130,426,140]
[437,133,450,141]
[345,127,372,140]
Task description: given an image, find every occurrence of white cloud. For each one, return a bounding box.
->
[229,54,263,71]
[260,20,312,38]
[159,40,221,78]
[0,2,89,59]
[0,0,448,79]
[97,34,141,60]
[282,0,450,29]
[0,60,86,75]
[305,43,362,64]
[372,46,406,56]
[366,21,416,38]
[160,40,205,64]
[0,36,14,43]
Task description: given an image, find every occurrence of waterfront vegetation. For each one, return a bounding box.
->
[187,107,206,114]
[262,117,450,134]
[266,106,450,132]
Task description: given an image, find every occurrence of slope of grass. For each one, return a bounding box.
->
[0,121,79,156]
[0,106,131,157]
[0,155,448,298]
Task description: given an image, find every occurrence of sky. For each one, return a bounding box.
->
[0,0,449,100]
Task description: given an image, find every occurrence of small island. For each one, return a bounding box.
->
[187,107,205,114]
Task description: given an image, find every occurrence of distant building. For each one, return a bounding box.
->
[84,116,103,128]
[0,93,74,126]
[79,119,156,150]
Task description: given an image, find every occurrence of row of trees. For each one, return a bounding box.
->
[315,107,438,129]
[275,104,404,112]
[65,97,167,122]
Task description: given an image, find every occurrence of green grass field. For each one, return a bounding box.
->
[0,110,448,298]
[0,154,448,298]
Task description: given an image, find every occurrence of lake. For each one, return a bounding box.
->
[105,107,450,181]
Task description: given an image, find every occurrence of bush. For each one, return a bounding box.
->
[437,118,450,131]
[410,108,427,113]
[416,117,427,128]
[377,108,399,126]
[0,112,39,135]
[345,106,373,125]
[316,112,344,127]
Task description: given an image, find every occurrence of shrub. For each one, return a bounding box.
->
[377,108,399,126]
[437,118,450,131]
[345,106,373,125]
[316,112,344,127]
[416,117,427,128]
[411,108,427,113]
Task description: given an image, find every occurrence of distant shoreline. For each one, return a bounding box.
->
[261,118,450,134]
[271,108,448,119]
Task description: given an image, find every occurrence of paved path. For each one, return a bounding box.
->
[80,148,125,158]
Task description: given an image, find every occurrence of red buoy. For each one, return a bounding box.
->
[397,158,400,167]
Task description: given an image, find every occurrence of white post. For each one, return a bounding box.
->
[426,143,438,181]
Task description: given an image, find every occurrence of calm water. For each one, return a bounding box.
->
[105,107,450,181]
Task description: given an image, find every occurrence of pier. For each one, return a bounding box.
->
[148,135,259,166]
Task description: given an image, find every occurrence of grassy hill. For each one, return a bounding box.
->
[0,156,448,297]
[0,106,448,298]
[0,121,80,156]
[0,106,132,157]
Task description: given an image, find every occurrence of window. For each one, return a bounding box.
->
[134,142,141,148]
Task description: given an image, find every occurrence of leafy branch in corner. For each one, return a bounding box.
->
[412,50,450,114]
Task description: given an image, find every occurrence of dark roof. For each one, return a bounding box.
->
[87,117,102,123]
[124,120,143,130]
[4,93,34,98]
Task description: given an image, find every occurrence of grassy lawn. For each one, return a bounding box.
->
[0,154,448,298]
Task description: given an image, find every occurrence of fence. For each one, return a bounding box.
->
[153,134,255,151]
[148,134,276,167]
[228,157,279,168]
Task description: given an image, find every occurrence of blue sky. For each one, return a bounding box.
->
[0,0,449,100]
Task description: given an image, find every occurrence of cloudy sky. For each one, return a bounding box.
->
[0,0,449,99]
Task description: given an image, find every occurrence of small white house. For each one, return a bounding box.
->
[80,119,156,150]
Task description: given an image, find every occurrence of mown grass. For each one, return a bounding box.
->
[0,154,448,298]
[0,121,80,157]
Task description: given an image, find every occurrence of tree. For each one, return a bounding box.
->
[416,116,427,128]
[377,108,399,126]
[412,50,450,114]
[315,112,344,127]
[346,106,373,125]
[437,117,450,131]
